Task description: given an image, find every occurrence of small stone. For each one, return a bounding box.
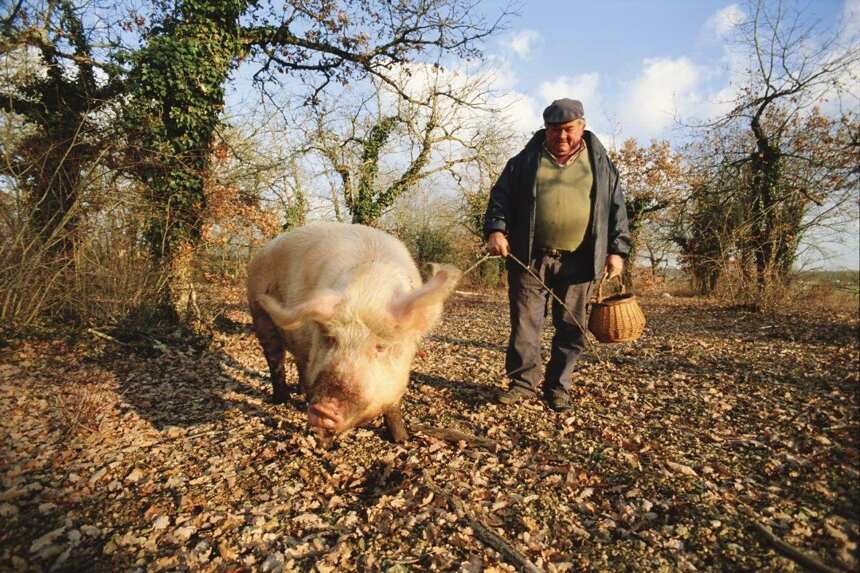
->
[67,530,81,543]
[68,473,81,483]
[81,525,101,537]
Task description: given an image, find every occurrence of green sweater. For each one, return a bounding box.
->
[534,143,593,251]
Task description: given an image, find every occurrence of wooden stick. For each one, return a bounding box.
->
[422,476,542,573]
[461,512,542,573]
[86,328,127,345]
[748,519,844,573]
[413,424,500,450]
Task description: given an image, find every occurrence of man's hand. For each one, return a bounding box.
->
[605,254,624,279]
[487,231,510,257]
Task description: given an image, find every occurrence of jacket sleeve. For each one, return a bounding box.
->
[607,159,632,258]
[482,157,517,238]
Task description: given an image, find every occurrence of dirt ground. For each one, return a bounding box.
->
[1,289,858,572]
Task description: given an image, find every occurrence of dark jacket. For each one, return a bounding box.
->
[483,129,632,279]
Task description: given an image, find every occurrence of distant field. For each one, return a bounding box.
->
[796,270,860,289]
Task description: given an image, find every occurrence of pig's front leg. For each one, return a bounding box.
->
[383,403,409,443]
[250,302,289,404]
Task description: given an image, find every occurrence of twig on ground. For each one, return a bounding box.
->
[744,512,844,573]
[413,424,501,451]
[86,328,127,345]
[454,290,486,297]
[423,473,542,573]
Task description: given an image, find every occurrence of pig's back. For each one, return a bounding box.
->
[248,223,419,305]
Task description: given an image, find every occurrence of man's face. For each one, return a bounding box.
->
[545,119,585,157]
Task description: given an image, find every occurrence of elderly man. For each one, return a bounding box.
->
[484,98,631,411]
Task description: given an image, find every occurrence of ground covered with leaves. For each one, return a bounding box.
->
[1,289,858,572]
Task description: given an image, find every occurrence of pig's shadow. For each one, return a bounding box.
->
[107,342,306,435]
[409,371,495,411]
[212,313,251,336]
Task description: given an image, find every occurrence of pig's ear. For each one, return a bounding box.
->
[257,290,343,330]
[389,264,461,332]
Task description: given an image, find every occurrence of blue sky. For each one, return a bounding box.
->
[228,0,859,269]
[474,0,859,269]
[478,0,854,140]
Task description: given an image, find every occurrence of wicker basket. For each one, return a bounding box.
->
[588,275,646,343]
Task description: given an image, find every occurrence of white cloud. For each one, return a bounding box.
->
[538,73,600,107]
[533,73,622,137]
[493,90,541,135]
[703,4,745,40]
[622,57,701,136]
[509,30,541,59]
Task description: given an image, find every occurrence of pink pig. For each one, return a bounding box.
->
[247,222,460,442]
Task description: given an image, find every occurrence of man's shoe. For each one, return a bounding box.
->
[497,386,535,405]
[546,389,572,412]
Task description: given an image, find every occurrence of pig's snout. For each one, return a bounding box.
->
[307,400,345,431]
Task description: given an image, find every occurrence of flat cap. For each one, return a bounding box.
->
[543,98,585,124]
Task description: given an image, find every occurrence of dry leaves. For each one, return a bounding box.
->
[0,289,857,571]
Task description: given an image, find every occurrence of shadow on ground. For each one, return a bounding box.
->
[410,371,495,411]
[106,341,305,434]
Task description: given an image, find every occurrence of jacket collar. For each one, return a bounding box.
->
[525,129,606,158]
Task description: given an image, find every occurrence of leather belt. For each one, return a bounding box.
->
[537,247,572,257]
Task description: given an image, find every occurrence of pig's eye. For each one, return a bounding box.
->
[374,343,386,354]
[322,333,336,347]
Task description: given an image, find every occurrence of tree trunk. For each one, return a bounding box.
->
[25,136,86,259]
[749,115,783,294]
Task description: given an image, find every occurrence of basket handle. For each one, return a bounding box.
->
[596,272,625,302]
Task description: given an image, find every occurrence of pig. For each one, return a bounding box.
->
[246,222,460,442]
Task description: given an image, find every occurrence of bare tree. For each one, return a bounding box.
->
[1,0,128,257]
[299,65,507,226]
[703,0,860,291]
[122,0,508,323]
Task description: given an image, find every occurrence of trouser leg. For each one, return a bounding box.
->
[505,264,548,393]
[545,254,594,392]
